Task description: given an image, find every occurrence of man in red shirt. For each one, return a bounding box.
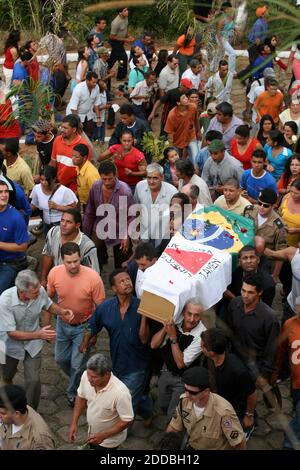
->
[164,90,200,159]
[24,40,39,82]
[0,96,21,143]
[50,114,91,193]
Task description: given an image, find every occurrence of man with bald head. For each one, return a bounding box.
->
[181,184,200,211]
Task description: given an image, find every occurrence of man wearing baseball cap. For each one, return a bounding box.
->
[166,366,246,450]
[244,188,287,253]
[237,6,268,84]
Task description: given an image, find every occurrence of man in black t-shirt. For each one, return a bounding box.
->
[31,120,56,234]
[150,298,206,421]
[32,119,56,174]
[148,78,193,136]
[201,328,256,439]
[227,245,276,307]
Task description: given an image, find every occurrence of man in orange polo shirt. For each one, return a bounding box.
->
[47,241,105,407]
[164,90,200,160]
[254,79,283,125]
[50,115,91,193]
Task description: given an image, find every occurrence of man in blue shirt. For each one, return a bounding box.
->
[11,51,32,87]
[0,180,29,294]
[240,149,278,203]
[80,268,153,419]
[133,32,153,62]
[0,161,31,225]
[237,6,268,83]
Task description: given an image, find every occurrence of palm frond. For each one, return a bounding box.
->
[4,77,55,128]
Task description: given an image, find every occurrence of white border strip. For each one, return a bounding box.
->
[0,49,291,65]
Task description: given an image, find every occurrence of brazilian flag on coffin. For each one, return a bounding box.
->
[174,205,254,270]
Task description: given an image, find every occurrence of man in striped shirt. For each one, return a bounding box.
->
[50,114,91,193]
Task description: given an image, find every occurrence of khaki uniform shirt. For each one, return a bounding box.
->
[0,406,55,450]
[243,205,287,251]
[169,392,244,450]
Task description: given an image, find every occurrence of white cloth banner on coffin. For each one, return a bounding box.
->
[142,238,232,323]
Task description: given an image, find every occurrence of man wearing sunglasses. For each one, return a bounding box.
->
[244,188,287,280]
[166,366,246,450]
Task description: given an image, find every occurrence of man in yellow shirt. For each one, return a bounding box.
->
[214,178,249,215]
[2,139,34,195]
[72,143,99,208]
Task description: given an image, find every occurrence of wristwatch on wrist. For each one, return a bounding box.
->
[245,412,254,417]
[170,338,178,344]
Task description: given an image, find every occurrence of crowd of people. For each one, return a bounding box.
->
[1,1,300,452]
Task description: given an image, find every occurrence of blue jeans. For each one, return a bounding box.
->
[0,264,17,295]
[118,370,153,418]
[93,121,106,142]
[55,316,89,400]
[283,389,300,449]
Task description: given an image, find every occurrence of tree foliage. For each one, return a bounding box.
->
[0,0,299,46]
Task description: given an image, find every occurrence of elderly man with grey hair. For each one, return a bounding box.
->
[69,353,134,450]
[134,163,177,246]
[0,269,73,410]
[150,298,206,421]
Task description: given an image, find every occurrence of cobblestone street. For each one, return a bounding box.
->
[16,56,295,451]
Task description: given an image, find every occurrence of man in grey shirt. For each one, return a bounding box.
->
[202,140,243,201]
[107,7,134,80]
[0,270,73,410]
[206,102,243,150]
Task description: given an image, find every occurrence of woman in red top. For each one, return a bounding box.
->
[230,124,261,170]
[98,130,147,190]
[3,30,20,86]
[277,154,300,200]
[0,87,21,143]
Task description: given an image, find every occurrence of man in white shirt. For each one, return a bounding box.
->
[134,163,177,246]
[129,71,157,120]
[69,354,133,449]
[66,71,102,139]
[181,59,203,90]
[205,60,234,104]
[151,298,206,421]
[0,270,73,410]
